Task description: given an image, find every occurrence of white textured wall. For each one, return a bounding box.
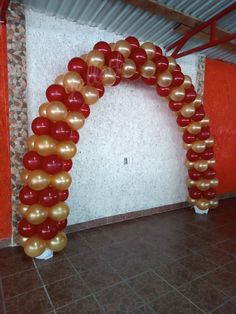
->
[25,9,199,225]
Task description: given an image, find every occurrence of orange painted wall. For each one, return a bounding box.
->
[0,24,12,238]
[204,58,236,194]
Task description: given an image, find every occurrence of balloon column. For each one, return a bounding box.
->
[18,37,219,257]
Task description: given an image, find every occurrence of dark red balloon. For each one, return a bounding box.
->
[129,71,141,81]
[96,85,105,98]
[183,131,196,144]
[19,186,39,205]
[106,51,124,74]
[46,84,66,102]
[202,167,216,180]
[202,188,216,200]
[198,126,210,140]
[32,117,51,136]
[154,46,162,58]
[188,169,202,181]
[84,66,102,86]
[62,159,72,172]
[58,190,69,202]
[18,219,37,237]
[192,105,205,122]
[184,88,197,103]
[130,48,147,66]
[37,219,58,240]
[42,155,63,174]
[154,56,169,72]
[112,74,122,85]
[79,103,90,118]
[50,121,71,141]
[64,92,85,111]
[125,36,140,50]
[172,71,184,87]
[23,151,43,170]
[142,76,156,85]
[188,187,202,199]
[38,187,59,207]
[176,114,191,127]
[173,64,181,73]
[169,100,183,112]
[186,149,199,162]
[156,85,171,97]
[93,41,111,57]
[69,130,80,144]
[55,219,67,231]
[68,57,87,75]
[201,147,214,160]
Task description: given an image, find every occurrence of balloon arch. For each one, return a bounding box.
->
[17,37,219,258]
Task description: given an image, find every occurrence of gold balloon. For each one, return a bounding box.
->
[51,171,72,191]
[56,141,77,160]
[80,54,87,61]
[46,101,68,122]
[86,50,105,68]
[102,67,116,86]
[18,204,30,216]
[141,42,156,59]
[27,135,37,151]
[187,196,196,205]
[47,232,67,252]
[209,199,219,209]
[109,43,115,51]
[140,60,156,78]
[82,86,99,105]
[55,74,64,86]
[185,160,194,169]
[207,158,216,167]
[200,116,210,127]
[25,203,48,224]
[35,135,57,157]
[122,59,136,78]
[17,235,29,247]
[186,178,196,188]
[183,143,192,150]
[157,71,173,87]
[169,86,185,102]
[63,71,84,93]
[187,122,202,135]
[196,199,210,211]
[20,169,31,185]
[205,137,214,147]
[192,141,206,153]
[66,111,85,130]
[27,170,51,191]
[167,56,176,71]
[180,104,195,118]
[210,178,219,188]
[183,75,192,89]
[194,160,208,172]
[24,236,46,258]
[196,179,210,191]
[192,95,203,108]
[114,40,131,58]
[39,102,50,117]
[48,202,69,221]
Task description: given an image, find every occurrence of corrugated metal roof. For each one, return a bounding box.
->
[14,0,236,64]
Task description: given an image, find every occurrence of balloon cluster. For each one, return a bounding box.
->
[18,37,218,257]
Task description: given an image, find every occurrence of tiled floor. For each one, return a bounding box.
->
[0,198,236,314]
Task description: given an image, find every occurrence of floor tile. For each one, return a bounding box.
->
[217,240,236,256]
[64,233,93,257]
[34,251,65,268]
[69,252,107,274]
[180,235,212,252]
[80,228,115,249]
[96,242,130,264]
[221,260,236,274]
[56,295,102,314]
[197,245,235,266]
[212,297,236,314]
[101,221,139,242]
[129,304,154,313]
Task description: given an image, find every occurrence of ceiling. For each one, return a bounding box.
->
[14,0,236,64]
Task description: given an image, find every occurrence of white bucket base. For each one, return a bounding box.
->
[194,206,209,215]
[35,248,53,260]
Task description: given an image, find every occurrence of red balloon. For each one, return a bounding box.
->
[106,51,124,74]
[142,76,156,85]
[96,85,105,98]
[46,84,66,102]
[188,187,202,199]
[50,121,71,141]
[68,57,87,75]
[176,114,191,127]
[55,219,67,231]
[183,131,196,144]
[156,85,171,97]
[202,167,216,180]
[184,88,197,103]
[42,155,63,174]
[125,36,140,50]
[186,149,199,162]
[154,56,169,72]
[201,147,214,160]
[64,92,85,111]
[37,219,58,240]
[23,151,43,170]
[129,71,140,81]
[18,219,37,237]
[79,103,90,118]
[39,187,59,207]
[202,188,216,200]
[188,169,202,181]
[69,130,80,144]
[58,190,69,202]
[19,186,39,205]
[198,126,210,140]
[172,71,184,87]
[93,41,111,57]
[173,64,181,73]
[169,100,183,112]
[154,46,162,58]
[62,159,72,172]
[112,74,122,86]
[130,48,147,66]
[84,66,102,86]
[192,105,205,122]
[32,117,51,136]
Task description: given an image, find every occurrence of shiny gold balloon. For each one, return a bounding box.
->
[47,232,67,252]
[192,95,203,108]
[141,42,156,59]
[210,178,219,188]
[209,199,219,209]
[167,56,176,71]
[192,141,206,153]
[63,71,84,93]
[157,71,173,87]
[196,199,210,211]
[122,59,136,78]
[18,204,30,216]
[187,122,202,135]
[27,135,37,151]
[24,236,46,258]
[205,137,214,147]
[169,86,185,102]
[183,143,192,150]
[186,178,196,188]
[51,171,72,191]
[140,60,156,78]
[82,86,99,105]
[48,202,69,221]
[180,104,195,118]
[46,101,68,122]
[207,158,216,167]
[25,203,48,224]
[66,111,85,130]
[102,67,116,86]
[56,141,77,160]
[80,54,87,61]
[55,74,65,86]
[109,43,115,51]
[86,50,105,68]
[39,102,50,117]
[185,160,194,169]
[27,170,51,191]
[35,135,57,157]
[17,235,29,247]
[114,40,131,58]
[196,179,210,191]
[194,160,208,172]
[200,116,210,127]
[183,75,192,89]
[187,196,196,205]
[20,169,31,185]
